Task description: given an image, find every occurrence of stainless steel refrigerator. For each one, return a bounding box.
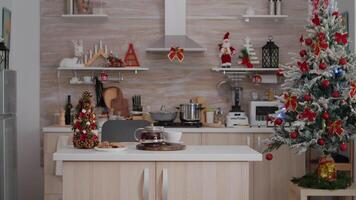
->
[0,70,16,200]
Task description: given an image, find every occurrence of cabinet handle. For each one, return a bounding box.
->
[143,168,149,200]
[247,136,251,146]
[162,168,168,200]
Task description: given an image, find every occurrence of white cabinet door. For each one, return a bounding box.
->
[156,162,250,200]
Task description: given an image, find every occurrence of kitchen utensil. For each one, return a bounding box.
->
[226,112,249,127]
[103,86,122,109]
[134,125,165,144]
[83,76,92,83]
[150,105,177,122]
[163,131,182,144]
[177,100,204,122]
[111,96,129,118]
[136,143,186,151]
[132,95,143,112]
[193,96,207,125]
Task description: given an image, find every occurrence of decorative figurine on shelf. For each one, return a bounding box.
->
[107,53,125,67]
[72,91,99,149]
[262,36,279,68]
[168,47,184,63]
[239,37,259,68]
[76,0,92,14]
[218,32,236,68]
[124,43,140,67]
[59,40,85,68]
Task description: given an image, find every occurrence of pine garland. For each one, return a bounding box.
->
[291,172,352,190]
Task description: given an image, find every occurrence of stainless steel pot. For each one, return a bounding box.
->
[177,101,204,122]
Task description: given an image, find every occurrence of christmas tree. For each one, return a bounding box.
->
[265,0,356,185]
[72,91,99,149]
[239,37,260,68]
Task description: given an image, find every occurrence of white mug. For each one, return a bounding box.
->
[83,76,92,83]
[163,131,182,144]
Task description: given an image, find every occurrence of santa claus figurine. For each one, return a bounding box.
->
[219,32,236,68]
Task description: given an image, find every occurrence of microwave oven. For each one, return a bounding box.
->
[249,101,280,127]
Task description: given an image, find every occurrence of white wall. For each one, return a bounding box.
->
[6,0,42,200]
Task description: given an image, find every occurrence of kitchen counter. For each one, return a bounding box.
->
[53,144,262,161]
[42,125,274,133]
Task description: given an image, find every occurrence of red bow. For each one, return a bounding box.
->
[168,47,184,63]
[335,33,348,45]
[298,61,309,73]
[328,120,344,136]
[299,108,316,121]
[284,93,297,111]
[349,81,356,99]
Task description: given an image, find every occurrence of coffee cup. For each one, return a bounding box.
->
[163,131,182,144]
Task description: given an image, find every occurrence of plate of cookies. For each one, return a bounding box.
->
[94,141,127,152]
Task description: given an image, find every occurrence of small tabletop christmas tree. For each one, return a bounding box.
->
[264,0,356,188]
[239,37,260,68]
[72,91,99,149]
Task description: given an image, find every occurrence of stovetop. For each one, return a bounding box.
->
[154,121,203,128]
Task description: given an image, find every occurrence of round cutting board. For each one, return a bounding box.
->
[103,86,122,109]
[136,143,186,151]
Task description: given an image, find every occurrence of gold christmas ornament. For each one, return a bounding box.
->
[317,154,337,181]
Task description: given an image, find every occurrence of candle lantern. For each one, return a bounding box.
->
[0,40,9,70]
[262,36,279,68]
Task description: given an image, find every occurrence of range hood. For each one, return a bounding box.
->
[146,0,207,52]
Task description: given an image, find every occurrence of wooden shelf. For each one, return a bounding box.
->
[61,14,108,21]
[242,15,288,22]
[57,66,149,72]
[212,67,280,74]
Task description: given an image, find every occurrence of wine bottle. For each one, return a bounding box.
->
[65,95,73,125]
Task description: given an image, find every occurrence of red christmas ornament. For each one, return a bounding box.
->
[319,62,327,70]
[339,57,348,65]
[304,94,312,101]
[340,143,347,152]
[265,153,273,161]
[321,79,330,88]
[331,91,340,98]
[299,35,304,44]
[312,14,321,25]
[276,69,284,77]
[335,33,348,45]
[321,112,329,120]
[290,131,298,139]
[274,118,283,126]
[298,61,309,73]
[299,49,307,57]
[317,138,325,146]
[332,11,340,17]
[305,38,313,46]
[168,47,184,63]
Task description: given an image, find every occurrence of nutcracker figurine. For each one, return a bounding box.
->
[219,32,236,68]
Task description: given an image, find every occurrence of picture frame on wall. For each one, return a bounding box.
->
[2,7,11,49]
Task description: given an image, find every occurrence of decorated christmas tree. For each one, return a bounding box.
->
[264,0,356,187]
[72,91,99,149]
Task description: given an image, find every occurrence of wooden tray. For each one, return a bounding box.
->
[136,143,186,151]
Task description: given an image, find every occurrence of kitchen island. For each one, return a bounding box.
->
[54,145,262,200]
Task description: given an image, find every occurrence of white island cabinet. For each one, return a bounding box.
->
[54,145,262,200]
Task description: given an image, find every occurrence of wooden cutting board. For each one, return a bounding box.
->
[136,143,186,151]
[111,97,129,118]
[103,86,123,109]
[194,96,207,125]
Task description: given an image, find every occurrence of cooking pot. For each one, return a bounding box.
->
[134,125,165,144]
[150,105,177,122]
[177,100,204,122]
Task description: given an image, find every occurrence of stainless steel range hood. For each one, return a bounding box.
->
[146,0,207,52]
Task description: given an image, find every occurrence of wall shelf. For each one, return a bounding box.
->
[57,66,149,79]
[212,67,280,74]
[242,15,288,22]
[61,14,109,21]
